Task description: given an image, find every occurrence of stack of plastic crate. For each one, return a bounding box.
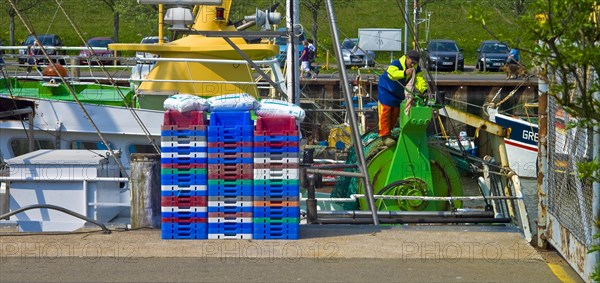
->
[253,116,301,239]
[207,111,254,239]
[160,110,208,240]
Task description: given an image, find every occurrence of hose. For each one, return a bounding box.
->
[0,204,111,234]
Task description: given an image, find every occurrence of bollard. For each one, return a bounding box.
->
[306,174,318,224]
[130,153,161,229]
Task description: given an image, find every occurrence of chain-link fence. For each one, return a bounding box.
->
[547,95,594,246]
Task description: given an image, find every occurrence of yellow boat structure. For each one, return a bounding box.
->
[109,0,279,98]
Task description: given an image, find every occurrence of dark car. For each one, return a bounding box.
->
[18,34,65,65]
[423,39,464,71]
[476,40,510,71]
[341,38,375,68]
[79,37,117,65]
[136,36,170,63]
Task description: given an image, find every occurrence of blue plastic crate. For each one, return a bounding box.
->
[161,178,208,186]
[161,129,206,137]
[161,211,208,219]
[160,157,207,164]
[207,146,253,154]
[207,134,253,143]
[209,111,253,126]
[253,135,300,143]
[253,184,300,198]
[208,222,253,232]
[253,206,300,218]
[207,157,253,165]
[208,185,253,197]
[161,223,208,240]
[253,146,299,153]
[208,204,253,214]
[162,146,207,154]
[253,223,299,232]
[161,173,207,180]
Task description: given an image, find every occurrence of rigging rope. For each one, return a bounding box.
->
[7,0,129,177]
[53,0,160,155]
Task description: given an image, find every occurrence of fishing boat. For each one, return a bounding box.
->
[0,0,284,167]
[0,1,531,241]
[487,107,538,178]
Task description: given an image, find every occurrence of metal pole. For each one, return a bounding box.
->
[286,0,300,104]
[324,0,379,225]
[158,4,164,44]
[404,0,409,52]
[537,75,549,249]
[28,112,34,153]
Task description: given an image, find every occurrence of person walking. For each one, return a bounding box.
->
[307,39,319,76]
[377,50,428,147]
[300,40,315,79]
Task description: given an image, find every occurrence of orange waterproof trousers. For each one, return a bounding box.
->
[378,102,400,137]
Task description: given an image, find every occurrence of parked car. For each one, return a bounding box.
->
[18,34,65,65]
[341,38,375,68]
[136,36,170,63]
[79,37,117,65]
[275,28,305,66]
[423,39,464,71]
[475,40,510,71]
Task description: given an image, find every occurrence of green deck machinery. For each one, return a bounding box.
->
[333,96,464,211]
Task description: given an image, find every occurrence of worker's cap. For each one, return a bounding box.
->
[407,50,420,62]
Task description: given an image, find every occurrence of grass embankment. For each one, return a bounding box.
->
[0,0,517,65]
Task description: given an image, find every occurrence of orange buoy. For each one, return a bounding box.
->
[42,64,68,77]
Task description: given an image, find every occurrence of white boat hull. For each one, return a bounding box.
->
[0,95,164,169]
[489,111,538,178]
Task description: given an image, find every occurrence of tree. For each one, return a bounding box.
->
[300,0,356,55]
[95,0,120,42]
[517,0,600,125]
[5,0,42,46]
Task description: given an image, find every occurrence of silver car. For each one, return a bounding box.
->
[341,38,375,68]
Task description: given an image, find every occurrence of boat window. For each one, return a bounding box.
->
[10,138,55,157]
[129,144,159,154]
[70,141,114,150]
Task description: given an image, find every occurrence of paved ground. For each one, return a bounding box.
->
[0,225,584,282]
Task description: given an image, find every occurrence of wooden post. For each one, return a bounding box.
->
[130,153,161,229]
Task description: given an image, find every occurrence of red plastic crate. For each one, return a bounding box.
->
[254,116,297,135]
[253,141,299,148]
[162,217,208,223]
[161,196,207,207]
[208,164,253,180]
[163,110,208,127]
[161,163,207,169]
